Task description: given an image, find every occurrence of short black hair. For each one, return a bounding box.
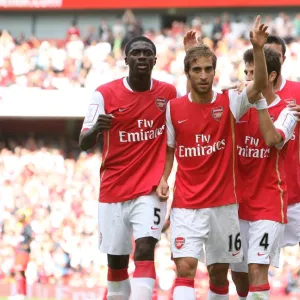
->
[266,35,286,56]
[243,47,281,85]
[125,36,156,56]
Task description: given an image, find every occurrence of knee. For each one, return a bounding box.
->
[107,255,129,269]
[134,237,157,261]
[231,271,249,291]
[174,257,198,279]
[208,264,229,286]
[248,264,269,285]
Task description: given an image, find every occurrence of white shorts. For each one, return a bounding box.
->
[282,203,300,247]
[171,204,243,266]
[98,193,167,255]
[231,220,284,273]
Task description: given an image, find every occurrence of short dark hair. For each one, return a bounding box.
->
[243,47,281,85]
[125,36,156,56]
[184,45,217,73]
[266,35,286,56]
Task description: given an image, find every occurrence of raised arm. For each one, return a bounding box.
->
[245,15,269,103]
[183,31,203,94]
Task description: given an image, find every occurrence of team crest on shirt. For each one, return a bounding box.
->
[175,237,185,249]
[155,97,167,111]
[211,106,224,122]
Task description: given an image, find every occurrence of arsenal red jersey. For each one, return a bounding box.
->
[276,79,300,205]
[82,78,177,203]
[237,97,297,223]
[167,89,252,209]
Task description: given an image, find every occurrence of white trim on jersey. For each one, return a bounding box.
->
[81,91,105,131]
[278,78,287,91]
[268,96,281,108]
[123,77,153,91]
[274,107,298,149]
[187,91,218,103]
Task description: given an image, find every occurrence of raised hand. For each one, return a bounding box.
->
[250,15,269,48]
[183,30,203,53]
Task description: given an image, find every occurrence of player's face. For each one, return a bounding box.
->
[265,43,285,65]
[244,62,254,81]
[125,41,156,75]
[187,57,215,94]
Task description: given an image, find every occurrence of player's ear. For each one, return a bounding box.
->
[269,71,277,84]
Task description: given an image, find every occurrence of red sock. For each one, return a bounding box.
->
[237,290,249,297]
[175,277,195,288]
[133,260,156,279]
[249,283,270,292]
[107,267,129,281]
[210,281,229,295]
[16,276,26,296]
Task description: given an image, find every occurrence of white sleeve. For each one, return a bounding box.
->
[81,91,105,132]
[229,88,255,121]
[274,107,298,149]
[166,102,176,148]
[176,88,182,98]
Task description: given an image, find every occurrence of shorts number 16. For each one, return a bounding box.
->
[228,233,242,252]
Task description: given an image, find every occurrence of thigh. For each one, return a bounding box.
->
[98,202,132,255]
[206,204,243,266]
[230,219,250,273]
[15,251,30,272]
[283,203,300,247]
[248,220,284,268]
[130,193,167,241]
[170,208,208,262]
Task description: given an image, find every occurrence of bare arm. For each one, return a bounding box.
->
[79,127,101,151]
[156,146,175,201]
[183,31,203,94]
[246,16,269,103]
[156,102,176,201]
[257,109,283,147]
[258,104,298,148]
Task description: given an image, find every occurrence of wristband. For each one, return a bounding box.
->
[255,98,268,110]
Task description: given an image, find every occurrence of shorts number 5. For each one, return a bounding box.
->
[154,208,161,225]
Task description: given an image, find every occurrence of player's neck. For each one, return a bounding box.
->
[274,75,283,92]
[263,88,277,106]
[190,89,214,104]
[126,75,152,92]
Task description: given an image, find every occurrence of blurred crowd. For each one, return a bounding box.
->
[0,138,299,296]
[0,10,300,94]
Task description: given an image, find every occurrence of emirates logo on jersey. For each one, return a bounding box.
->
[211,106,224,122]
[175,237,185,249]
[156,97,167,111]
